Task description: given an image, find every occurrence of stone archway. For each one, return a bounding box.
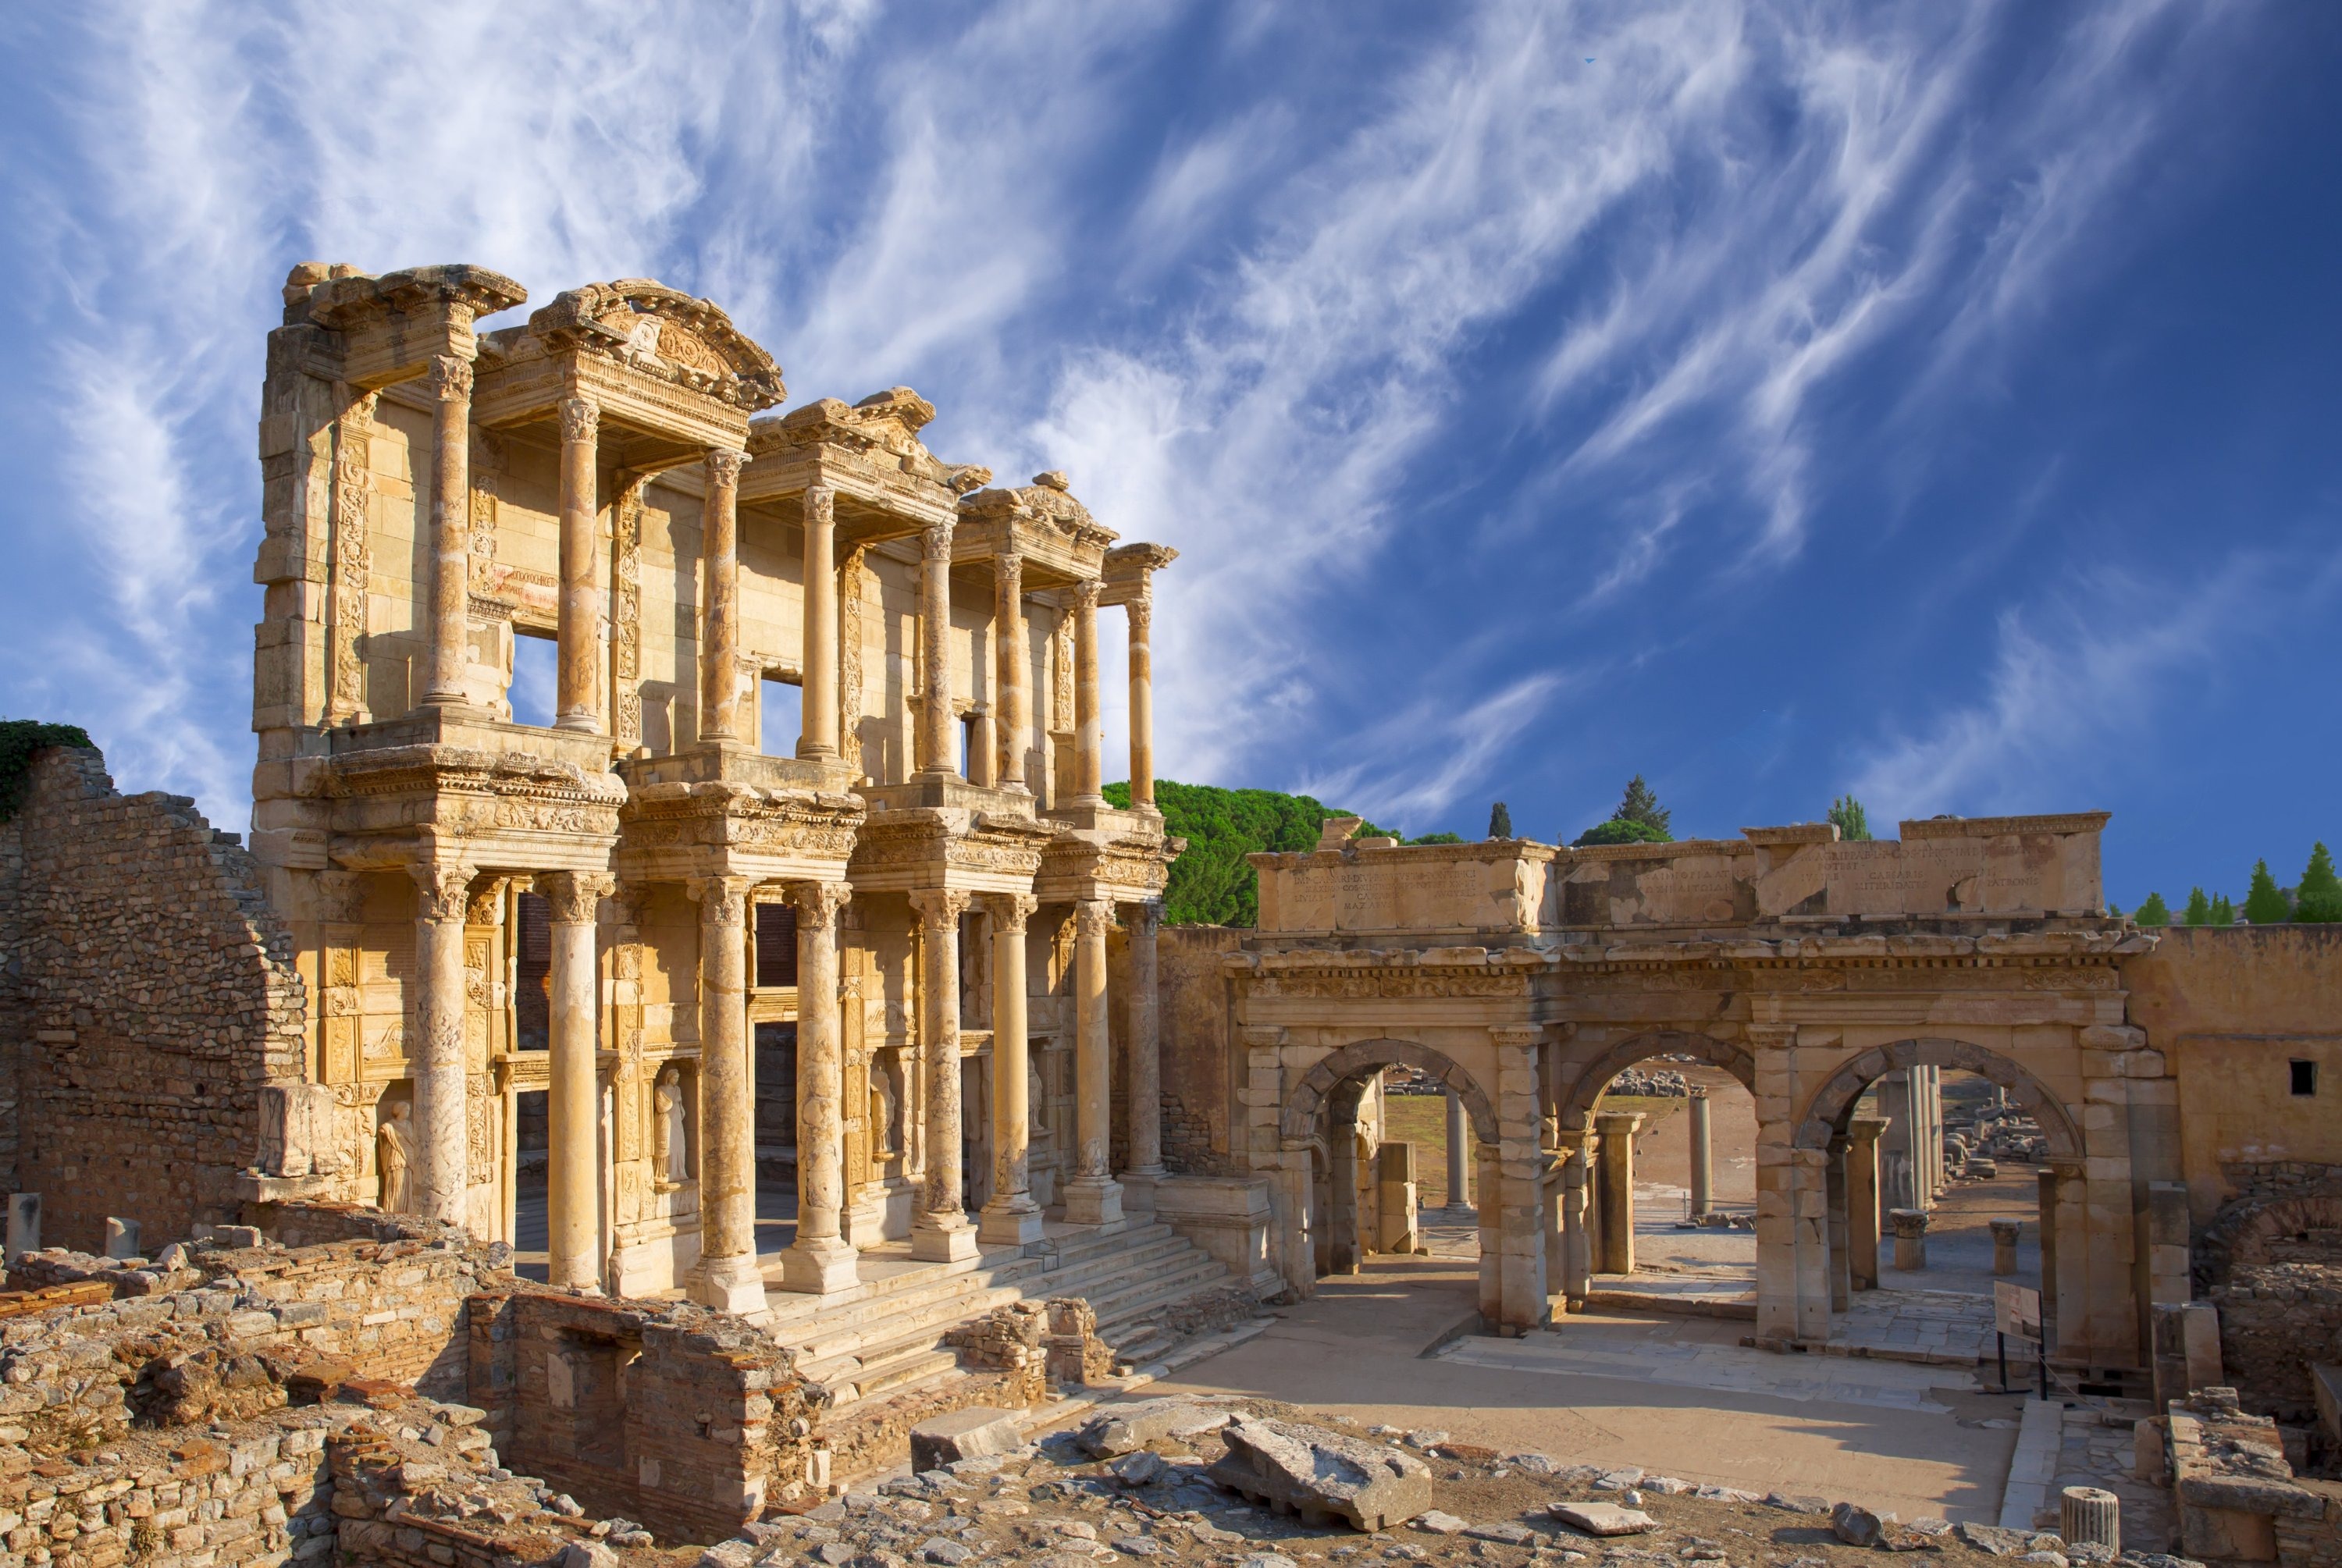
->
[1281,1037,1497,1146]
[1793,1036,2084,1160]
[1556,1029,1756,1132]
[2194,1183,2342,1417]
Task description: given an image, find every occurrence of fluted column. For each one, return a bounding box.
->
[1123,900,1164,1186]
[1064,898,1123,1225]
[798,485,839,761]
[419,356,475,706]
[698,447,747,742]
[994,553,1027,790]
[781,880,857,1292]
[908,888,977,1260]
[408,862,473,1226]
[1073,580,1104,803]
[917,518,956,777]
[979,894,1044,1245]
[691,876,764,1315]
[541,872,611,1290]
[554,396,603,733]
[1125,590,1155,809]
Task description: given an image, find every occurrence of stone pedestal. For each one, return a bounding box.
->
[1991,1218,2021,1276]
[1889,1207,1929,1271]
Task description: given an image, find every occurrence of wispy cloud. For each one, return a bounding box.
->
[1293,673,1565,830]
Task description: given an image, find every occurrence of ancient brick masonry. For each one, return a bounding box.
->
[0,746,310,1250]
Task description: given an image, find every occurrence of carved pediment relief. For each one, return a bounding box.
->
[498,279,784,411]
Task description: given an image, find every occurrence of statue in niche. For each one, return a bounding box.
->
[870,1056,900,1156]
[376,1100,415,1214]
[1029,1059,1049,1137]
[654,1068,690,1187]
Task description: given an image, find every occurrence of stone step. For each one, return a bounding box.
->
[828,1345,963,1406]
[1085,1257,1234,1332]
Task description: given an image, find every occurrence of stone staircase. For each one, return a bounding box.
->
[760,1220,1240,1410]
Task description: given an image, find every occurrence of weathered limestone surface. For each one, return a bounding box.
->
[1205,1414,1433,1531]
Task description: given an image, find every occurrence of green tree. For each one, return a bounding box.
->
[0,719,96,822]
[1411,832,1465,845]
[1615,774,1671,832]
[2243,859,2292,924]
[2298,842,2342,923]
[2105,901,2124,919]
[2211,893,2236,925]
[1488,801,1513,839]
[2136,891,2172,926]
[2182,887,2212,926]
[1827,795,1873,841]
[1102,779,1355,926]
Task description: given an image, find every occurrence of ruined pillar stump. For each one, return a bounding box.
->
[1991,1218,2021,1277]
[1890,1207,1929,1271]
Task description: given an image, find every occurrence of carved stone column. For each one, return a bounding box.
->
[909,888,977,1260]
[781,880,856,1292]
[1826,1135,1851,1313]
[691,876,763,1314]
[979,894,1043,1245]
[408,861,473,1227]
[1440,1090,1474,1216]
[1122,900,1164,1192]
[1125,590,1155,809]
[1689,1092,1714,1218]
[1594,1109,1643,1275]
[555,396,603,733]
[541,871,611,1290]
[916,519,956,778]
[797,485,839,761]
[1847,1115,1885,1291]
[1064,898,1122,1225]
[994,552,1027,790]
[1557,1132,1592,1307]
[698,447,747,742]
[1073,580,1104,804]
[419,355,475,706]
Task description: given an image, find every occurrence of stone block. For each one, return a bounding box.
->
[909,1408,1026,1472]
[1552,1501,1658,1536]
[1206,1416,1431,1531]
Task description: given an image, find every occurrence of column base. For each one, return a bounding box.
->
[910,1213,980,1263]
[977,1197,1046,1246]
[778,1234,860,1295]
[1062,1176,1123,1228]
[1118,1168,1164,1215]
[689,1255,771,1319]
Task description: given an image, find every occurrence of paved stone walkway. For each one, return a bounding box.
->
[1828,1288,1996,1364]
[1443,1322,1974,1413]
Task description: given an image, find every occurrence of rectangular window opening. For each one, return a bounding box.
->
[511,628,558,729]
[755,901,798,990]
[514,892,550,1051]
[959,713,977,779]
[2291,1059,2318,1097]
[760,676,803,758]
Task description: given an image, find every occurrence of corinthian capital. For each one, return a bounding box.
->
[981,891,1040,933]
[920,518,954,564]
[788,879,852,926]
[409,861,475,923]
[539,870,615,926]
[908,887,972,932]
[426,354,474,402]
[1074,578,1102,611]
[706,447,746,487]
[690,874,753,926]
[803,485,835,528]
[1075,898,1112,940]
[558,396,600,445]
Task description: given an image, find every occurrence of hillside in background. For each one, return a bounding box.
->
[1104,778,1421,926]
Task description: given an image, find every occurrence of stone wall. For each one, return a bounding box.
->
[465,1289,823,1542]
[1156,925,1244,1177]
[0,745,310,1252]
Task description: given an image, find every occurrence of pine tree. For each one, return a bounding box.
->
[2182,887,2212,926]
[2298,842,2342,923]
[2242,859,2291,924]
[2105,901,2124,920]
[1616,775,1670,832]
[2136,891,2171,926]
[2210,893,2236,925]
[1828,795,1872,841]
[1488,802,1513,840]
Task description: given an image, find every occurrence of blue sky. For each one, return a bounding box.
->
[2,2,2337,912]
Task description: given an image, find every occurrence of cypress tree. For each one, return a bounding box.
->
[2298,842,2342,923]
[2210,893,2236,925]
[2182,887,2212,926]
[1828,795,1873,841]
[1488,802,1513,839]
[2136,891,2171,927]
[2242,859,2291,924]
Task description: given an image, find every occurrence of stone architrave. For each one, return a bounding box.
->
[541,870,613,1291]
[554,396,603,733]
[979,893,1045,1246]
[781,880,858,1293]
[1063,898,1122,1225]
[909,888,977,1260]
[418,354,475,707]
[408,861,474,1226]
[692,875,765,1315]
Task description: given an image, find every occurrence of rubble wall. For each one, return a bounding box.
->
[465,1289,824,1542]
[0,745,308,1251]
[1156,925,1244,1176]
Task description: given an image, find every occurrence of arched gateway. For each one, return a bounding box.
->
[1231,814,2169,1371]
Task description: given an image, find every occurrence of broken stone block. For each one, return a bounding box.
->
[1767,1492,1833,1514]
[1550,1501,1659,1537]
[103,1216,141,1260]
[1080,1396,1212,1456]
[1834,1501,1895,1545]
[909,1406,1027,1472]
[1957,1524,2036,1556]
[1415,1512,1469,1534]
[1110,1449,1166,1484]
[1205,1416,1433,1532]
[1465,1520,1539,1545]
